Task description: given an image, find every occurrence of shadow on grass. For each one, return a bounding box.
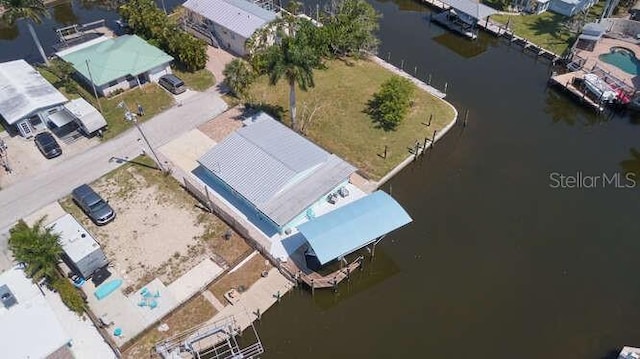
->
[243,102,286,122]
[530,14,569,40]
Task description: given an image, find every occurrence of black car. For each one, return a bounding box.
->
[34,132,62,159]
[72,184,115,225]
[158,74,186,94]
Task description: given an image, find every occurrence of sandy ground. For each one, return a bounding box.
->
[197,106,245,142]
[0,131,100,189]
[76,165,227,291]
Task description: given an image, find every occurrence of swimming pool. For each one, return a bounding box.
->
[598,47,640,75]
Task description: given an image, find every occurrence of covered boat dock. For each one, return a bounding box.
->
[282,191,412,290]
[430,0,498,39]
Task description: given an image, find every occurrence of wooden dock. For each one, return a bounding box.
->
[282,246,363,290]
[549,71,605,112]
[419,0,562,62]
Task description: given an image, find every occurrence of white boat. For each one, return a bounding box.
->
[618,346,640,359]
[583,73,618,102]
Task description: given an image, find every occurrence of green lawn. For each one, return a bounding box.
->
[172,67,216,91]
[37,67,174,141]
[491,2,606,56]
[248,59,457,180]
[491,12,574,55]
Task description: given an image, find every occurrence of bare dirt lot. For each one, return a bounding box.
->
[59,156,252,293]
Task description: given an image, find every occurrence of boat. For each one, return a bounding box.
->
[583,73,618,102]
[618,346,640,359]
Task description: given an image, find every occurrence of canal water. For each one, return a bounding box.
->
[3,1,640,358]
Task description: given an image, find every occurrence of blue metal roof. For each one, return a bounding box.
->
[298,191,412,265]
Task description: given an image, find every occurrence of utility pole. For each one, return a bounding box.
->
[85,59,103,112]
[119,102,166,172]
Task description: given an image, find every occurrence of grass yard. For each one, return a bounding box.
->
[248,59,457,180]
[37,67,174,141]
[209,254,272,303]
[122,294,217,358]
[491,12,574,55]
[491,1,606,56]
[172,67,216,91]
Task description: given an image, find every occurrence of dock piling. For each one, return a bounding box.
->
[444,82,448,93]
[414,66,418,75]
[464,109,469,127]
[422,137,428,154]
[401,59,405,70]
[431,130,437,148]
[428,74,432,85]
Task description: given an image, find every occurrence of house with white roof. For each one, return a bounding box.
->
[0,266,73,358]
[182,0,278,56]
[0,59,68,138]
[195,112,357,236]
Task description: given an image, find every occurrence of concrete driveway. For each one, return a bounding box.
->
[0,89,228,262]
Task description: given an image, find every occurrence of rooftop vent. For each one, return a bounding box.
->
[0,285,18,309]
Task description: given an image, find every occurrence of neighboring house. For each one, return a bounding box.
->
[49,214,109,280]
[0,60,68,138]
[549,0,598,17]
[182,0,277,56]
[51,98,108,136]
[197,112,356,235]
[0,266,73,359]
[56,35,173,97]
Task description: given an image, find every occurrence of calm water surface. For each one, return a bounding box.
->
[2,1,640,358]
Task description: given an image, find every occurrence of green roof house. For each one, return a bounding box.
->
[56,35,174,97]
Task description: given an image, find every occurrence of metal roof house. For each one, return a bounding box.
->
[182,0,277,56]
[0,60,68,138]
[0,266,72,358]
[49,213,109,279]
[549,0,598,16]
[197,112,356,235]
[56,35,174,97]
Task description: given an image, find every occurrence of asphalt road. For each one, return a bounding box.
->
[0,90,228,266]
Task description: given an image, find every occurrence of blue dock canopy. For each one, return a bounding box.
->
[297,191,413,265]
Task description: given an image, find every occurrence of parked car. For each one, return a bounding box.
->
[72,184,115,225]
[158,74,186,94]
[34,132,62,159]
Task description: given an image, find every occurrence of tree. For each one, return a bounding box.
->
[322,0,380,58]
[9,217,62,283]
[1,0,49,64]
[223,58,256,99]
[119,0,207,71]
[367,76,416,131]
[250,19,323,131]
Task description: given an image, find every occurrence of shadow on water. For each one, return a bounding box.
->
[0,21,19,41]
[52,0,80,26]
[432,31,492,59]
[305,249,401,311]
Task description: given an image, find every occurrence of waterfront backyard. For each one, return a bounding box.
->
[248,58,457,180]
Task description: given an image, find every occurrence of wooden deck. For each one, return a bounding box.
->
[418,0,561,61]
[282,245,364,289]
[549,72,605,112]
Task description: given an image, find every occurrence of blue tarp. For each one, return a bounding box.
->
[298,191,412,265]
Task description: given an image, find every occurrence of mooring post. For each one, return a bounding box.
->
[428,113,433,126]
[444,82,448,93]
[428,74,432,85]
[422,137,428,154]
[387,52,391,61]
[311,279,315,296]
[401,59,405,70]
[256,308,261,321]
[346,267,350,281]
[431,130,437,148]
[414,141,420,160]
[276,290,281,303]
[414,66,418,75]
[464,109,469,127]
[333,276,338,292]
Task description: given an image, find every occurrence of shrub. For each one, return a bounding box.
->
[52,277,86,315]
[367,76,416,131]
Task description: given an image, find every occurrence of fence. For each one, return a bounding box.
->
[181,177,295,282]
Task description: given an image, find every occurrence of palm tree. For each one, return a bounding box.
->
[9,217,62,283]
[1,0,49,64]
[223,59,256,100]
[260,21,322,131]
